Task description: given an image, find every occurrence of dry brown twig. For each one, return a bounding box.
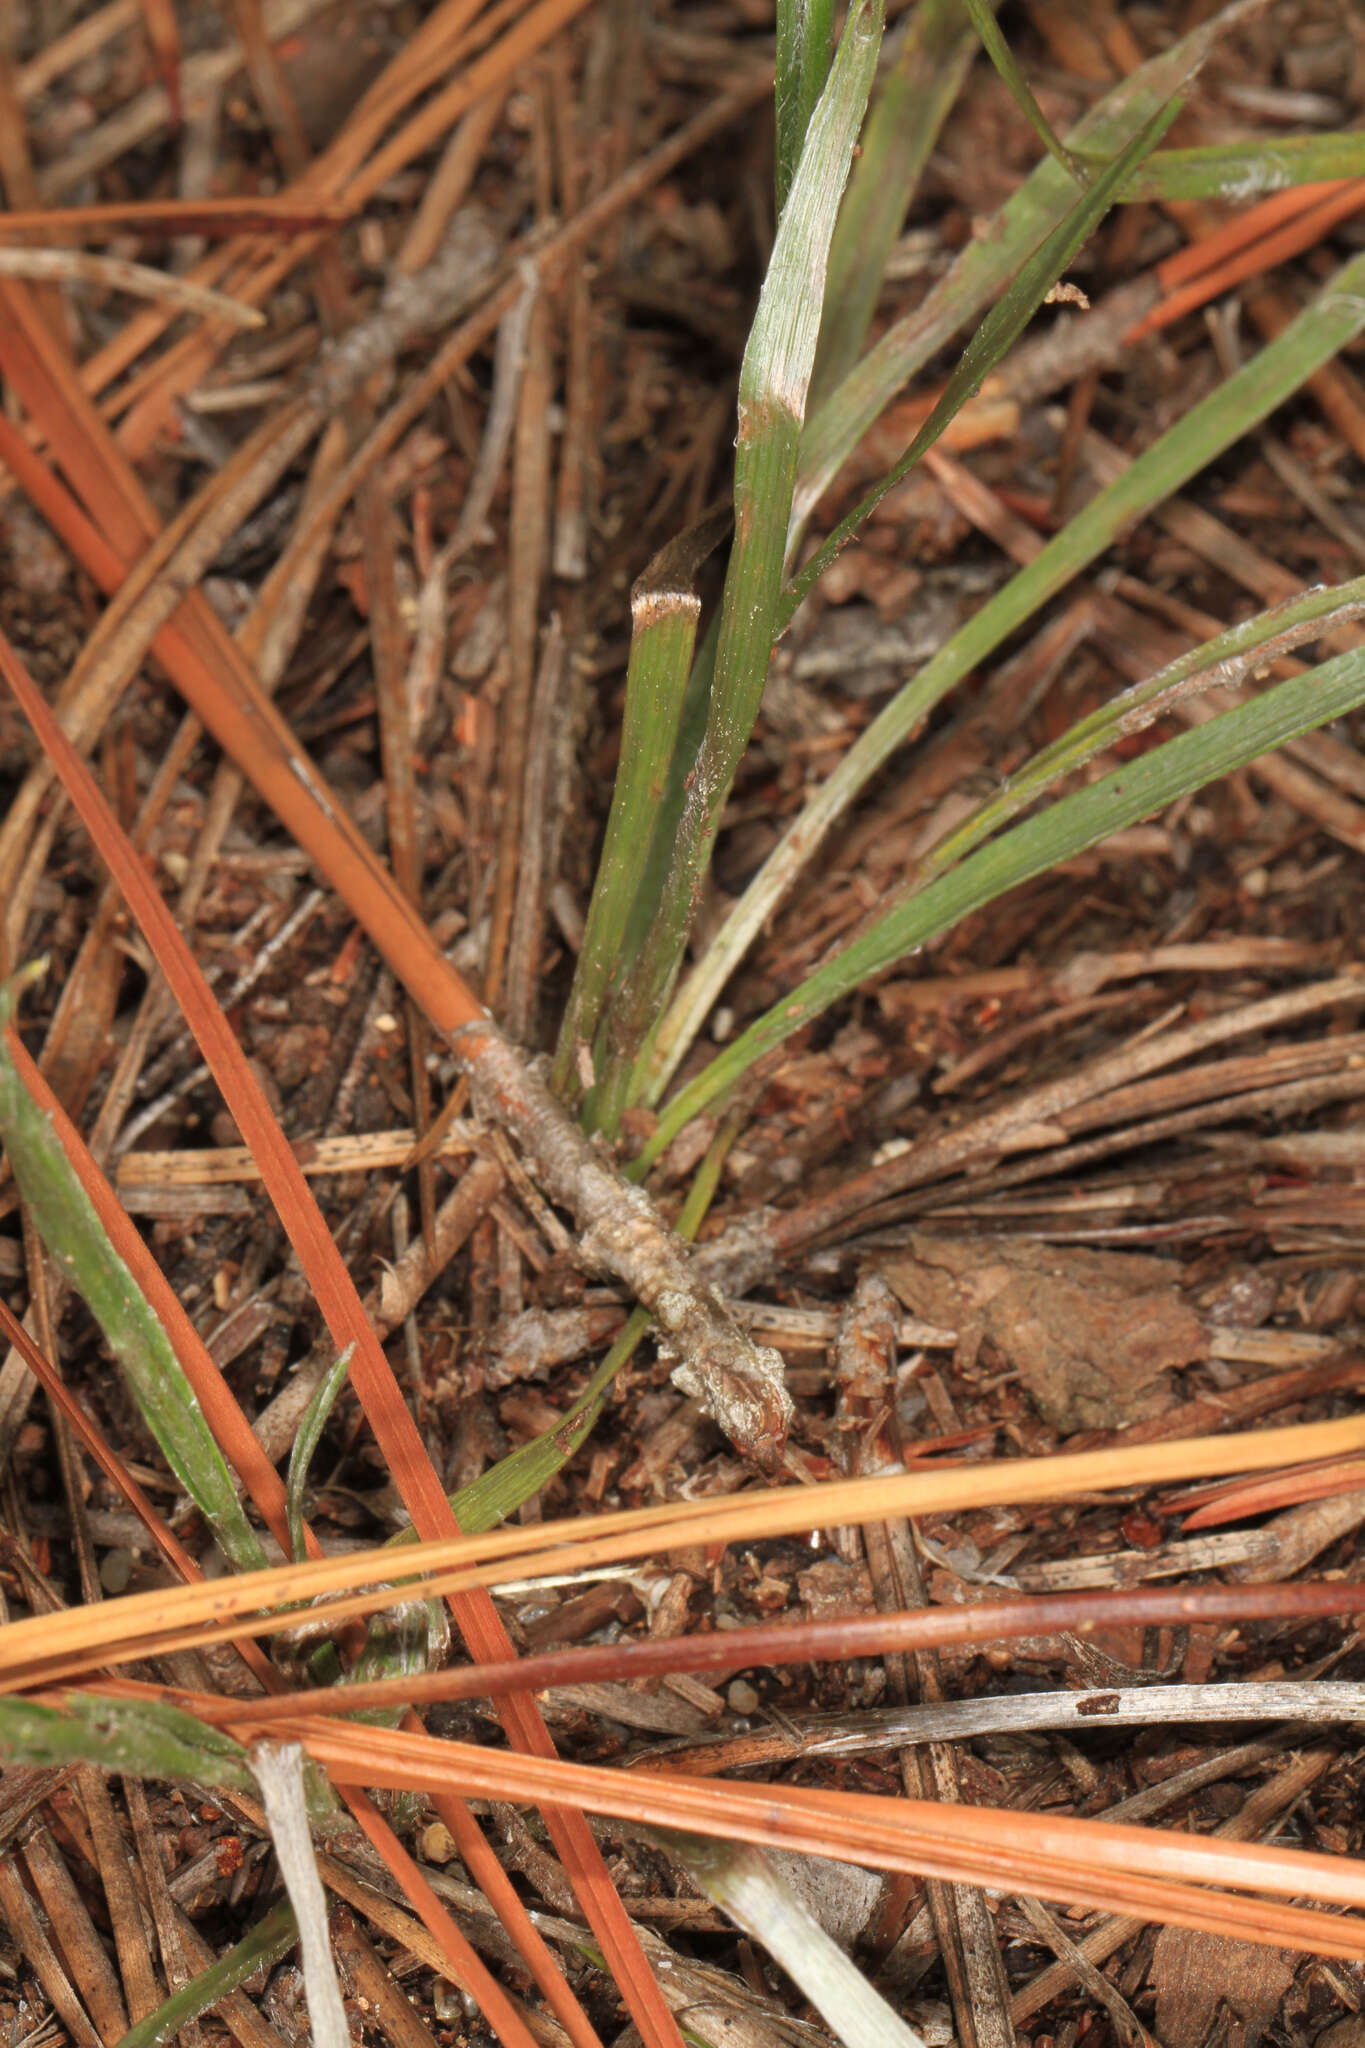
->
[450,1023,792,1463]
[0,247,264,323]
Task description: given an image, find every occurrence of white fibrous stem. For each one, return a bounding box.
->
[252,1744,350,2048]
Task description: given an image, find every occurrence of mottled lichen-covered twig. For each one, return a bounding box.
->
[453,1021,793,1469]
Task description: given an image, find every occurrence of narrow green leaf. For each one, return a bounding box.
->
[609,607,721,1007]
[286,1346,353,1565]
[116,1902,299,2048]
[814,0,979,402]
[635,643,1365,1168]
[551,507,729,1109]
[1128,131,1365,202]
[285,1352,443,1709]
[594,0,883,1131]
[0,976,267,1575]
[776,0,836,215]
[794,4,1253,536]
[644,244,1365,1104]
[920,576,1365,885]
[785,94,1180,624]
[961,0,1087,182]
[0,1693,255,1791]
[441,1328,631,1536]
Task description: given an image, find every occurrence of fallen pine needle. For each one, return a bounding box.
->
[5,1415,1365,1688]
[0,248,264,326]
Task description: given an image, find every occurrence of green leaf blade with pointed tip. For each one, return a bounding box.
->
[116,1902,300,2048]
[783,92,1181,626]
[287,1345,353,1565]
[814,0,980,402]
[793,7,1252,539]
[593,0,884,1130]
[643,244,1365,1105]
[635,642,1365,1168]
[960,0,1087,182]
[0,1692,254,1791]
[0,977,267,1575]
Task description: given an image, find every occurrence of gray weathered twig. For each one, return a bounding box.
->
[452,1021,793,1466]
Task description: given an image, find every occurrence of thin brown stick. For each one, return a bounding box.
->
[0,1853,101,2048]
[78,1773,161,2029]
[0,247,262,323]
[21,1826,129,2043]
[754,976,1365,1262]
[485,291,553,1008]
[123,1777,203,2048]
[362,473,438,1253]
[95,1583,1365,1728]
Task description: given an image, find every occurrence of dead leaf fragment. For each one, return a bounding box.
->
[1151,1927,1295,2048]
[882,1235,1207,1431]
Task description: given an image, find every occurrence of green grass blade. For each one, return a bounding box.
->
[643,244,1365,1104]
[776,0,836,215]
[793,4,1249,537]
[961,0,1086,183]
[285,1347,442,1709]
[920,577,1365,884]
[814,0,979,403]
[0,976,267,1575]
[116,1901,299,2048]
[635,642,1365,1170]
[551,508,729,1108]
[593,0,884,1133]
[442,1319,637,1536]
[287,1346,353,1565]
[0,1693,255,1790]
[1129,131,1365,202]
[784,96,1179,625]
[606,605,721,1004]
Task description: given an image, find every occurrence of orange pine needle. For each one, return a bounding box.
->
[137,0,182,121]
[263,1717,1365,1964]
[1131,179,1365,340]
[3,1415,1365,1691]
[0,626,678,2048]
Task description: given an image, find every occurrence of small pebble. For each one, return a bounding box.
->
[417,1821,456,1864]
[100,1548,135,1596]
[727,1678,759,1715]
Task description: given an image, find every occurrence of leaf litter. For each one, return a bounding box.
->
[4,2,1365,2048]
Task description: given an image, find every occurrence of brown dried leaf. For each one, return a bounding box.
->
[881,1235,1207,1431]
[1150,1928,1295,2048]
